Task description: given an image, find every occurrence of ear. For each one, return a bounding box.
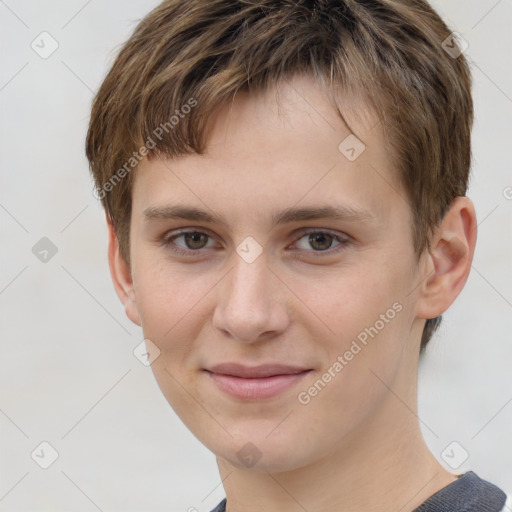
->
[416,196,477,320]
[106,217,141,326]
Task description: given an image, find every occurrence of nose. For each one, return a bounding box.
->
[212,249,290,343]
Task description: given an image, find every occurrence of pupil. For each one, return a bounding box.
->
[187,232,206,248]
[311,233,331,250]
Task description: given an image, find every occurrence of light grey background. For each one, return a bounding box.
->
[1,1,511,511]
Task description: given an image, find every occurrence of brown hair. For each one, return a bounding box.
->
[85,0,473,354]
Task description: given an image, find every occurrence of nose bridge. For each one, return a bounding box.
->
[213,246,287,342]
[227,248,271,313]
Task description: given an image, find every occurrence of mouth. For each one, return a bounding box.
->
[204,363,313,400]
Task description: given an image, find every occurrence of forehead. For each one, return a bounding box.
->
[132,74,406,227]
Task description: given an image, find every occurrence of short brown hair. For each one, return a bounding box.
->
[85,0,473,353]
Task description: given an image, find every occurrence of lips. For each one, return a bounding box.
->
[208,363,310,378]
[205,363,312,400]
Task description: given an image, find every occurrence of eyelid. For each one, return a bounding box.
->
[291,227,350,243]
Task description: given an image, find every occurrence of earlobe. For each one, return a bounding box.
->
[106,218,142,327]
[416,197,477,320]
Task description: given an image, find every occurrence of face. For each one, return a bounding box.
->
[120,75,430,473]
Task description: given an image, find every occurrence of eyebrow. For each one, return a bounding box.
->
[143,204,376,228]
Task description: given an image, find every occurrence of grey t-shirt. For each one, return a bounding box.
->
[209,471,508,512]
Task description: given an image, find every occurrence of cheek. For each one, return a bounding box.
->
[131,262,213,422]
[132,255,201,325]
[294,303,410,452]
[292,260,413,394]
[289,257,408,340]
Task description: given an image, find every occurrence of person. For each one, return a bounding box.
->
[85,1,509,510]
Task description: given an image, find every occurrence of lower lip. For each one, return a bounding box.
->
[206,371,311,400]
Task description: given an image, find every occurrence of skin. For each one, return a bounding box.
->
[108,74,477,512]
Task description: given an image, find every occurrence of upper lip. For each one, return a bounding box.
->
[206,363,311,378]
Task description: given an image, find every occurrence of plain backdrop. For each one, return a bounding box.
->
[1,1,511,511]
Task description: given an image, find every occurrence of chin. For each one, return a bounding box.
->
[210,432,318,474]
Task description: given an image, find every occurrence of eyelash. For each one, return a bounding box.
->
[161,228,351,259]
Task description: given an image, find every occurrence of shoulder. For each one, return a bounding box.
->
[414,471,508,512]
[208,473,509,512]
[208,498,226,512]
[501,492,512,512]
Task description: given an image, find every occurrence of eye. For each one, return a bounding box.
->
[291,229,350,257]
[162,230,216,256]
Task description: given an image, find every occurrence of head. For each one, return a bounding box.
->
[86,0,476,473]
